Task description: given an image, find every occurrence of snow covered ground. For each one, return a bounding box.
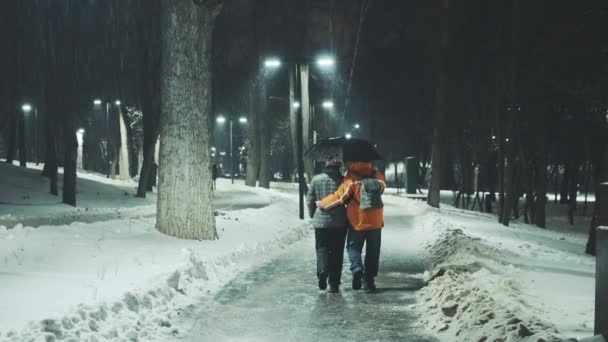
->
[384,194,596,341]
[0,163,598,341]
[0,166,309,341]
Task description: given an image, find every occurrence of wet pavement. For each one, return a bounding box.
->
[182,203,438,342]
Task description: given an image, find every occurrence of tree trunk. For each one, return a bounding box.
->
[427,0,450,209]
[245,82,260,187]
[156,0,221,240]
[62,125,78,206]
[289,66,299,170]
[342,0,371,127]
[258,79,271,189]
[17,112,26,167]
[118,108,131,180]
[44,116,58,196]
[535,133,547,228]
[300,64,314,182]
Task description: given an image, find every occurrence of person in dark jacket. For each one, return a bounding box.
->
[307,160,347,293]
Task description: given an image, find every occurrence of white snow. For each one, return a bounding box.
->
[382,194,596,341]
[0,162,598,341]
[0,164,310,342]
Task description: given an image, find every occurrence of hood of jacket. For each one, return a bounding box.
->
[346,162,373,179]
[323,166,343,182]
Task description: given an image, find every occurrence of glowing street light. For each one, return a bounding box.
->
[322,100,334,109]
[264,58,281,69]
[293,101,301,109]
[239,117,248,124]
[93,99,102,106]
[354,124,360,129]
[316,56,335,69]
[115,100,121,106]
[216,116,226,124]
[21,104,32,113]
[345,133,352,139]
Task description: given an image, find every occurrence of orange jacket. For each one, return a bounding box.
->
[320,162,385,230]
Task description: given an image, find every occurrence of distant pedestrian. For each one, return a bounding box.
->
[307,160,348,293]
[319,161,385,293]
[212,164,218,190]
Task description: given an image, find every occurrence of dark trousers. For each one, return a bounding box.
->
[346,227,382,279]
[315,228,347,286]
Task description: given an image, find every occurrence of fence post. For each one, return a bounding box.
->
[596,226,608,337]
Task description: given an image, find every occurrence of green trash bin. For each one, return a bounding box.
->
[406,157,418,194]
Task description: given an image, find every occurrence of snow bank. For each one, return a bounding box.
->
[0,188,310,342]
[396,195,596,342]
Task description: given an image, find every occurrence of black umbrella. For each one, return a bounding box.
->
[304,136,381,162]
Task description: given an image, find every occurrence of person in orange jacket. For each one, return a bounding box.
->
[318,161,385,292]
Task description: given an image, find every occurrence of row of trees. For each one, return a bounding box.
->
[0,0,366,240]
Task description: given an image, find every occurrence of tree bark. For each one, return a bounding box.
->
[156,0,221,240]
[62,125,78,206]
[300,64,314,182]
[258,78,271,189]
[289,67,299,171]
[17,112,26,167]
[427,0,450,209]
[118,108,131,180]
[342,0,372,127]
[245,82,260,187]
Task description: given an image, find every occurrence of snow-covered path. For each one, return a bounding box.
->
[178,201,438,341]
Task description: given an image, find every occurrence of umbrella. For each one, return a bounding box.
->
[304,136,381,162]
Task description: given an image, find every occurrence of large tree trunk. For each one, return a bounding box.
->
[245,82,260,187]
[44,114,58,196]
[300,64,314,182]
[6,107,17,164]
[17,111,26,167]
[156,0,221,240]
[427,0,450,209]
[535,123,547,228]
[258,79,271,189]
[289,67,299,172]
[118,108,131,180]
[62,124,78,206]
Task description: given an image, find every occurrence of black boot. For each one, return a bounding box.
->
[362,277,376,293]
[352,271,362,290]
[318,272,328,290]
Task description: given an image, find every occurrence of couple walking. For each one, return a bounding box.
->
[307,160,385,293]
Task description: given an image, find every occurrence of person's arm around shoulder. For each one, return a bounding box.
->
[319,178,354,210]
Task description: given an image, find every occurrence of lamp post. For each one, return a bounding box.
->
[264,56,335,219]
[217,115,247,184]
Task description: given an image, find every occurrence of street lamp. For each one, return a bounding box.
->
[345,133,352,139]
[22,104,32,113]
[322,100,334,109]
[216,115,247,184]
[93,99,121,177]
[263,54,336,219]
[354,123,360,129]
[264,58,281,69]
[316,56,336,69]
